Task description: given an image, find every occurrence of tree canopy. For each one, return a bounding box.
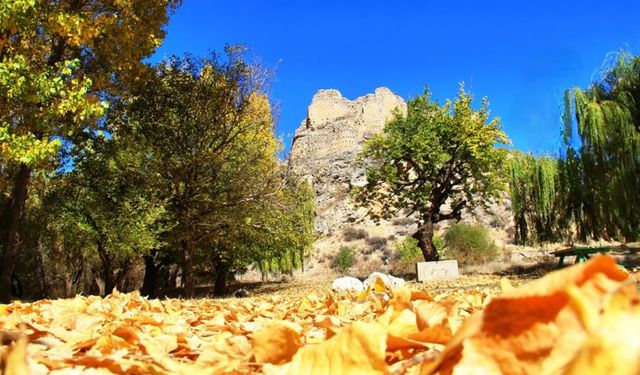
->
[121,50,314,296]
[508,52,640,245]
[355,85,510,261]
[0,0,179,302]
[563,52,640,241]
[508,152,568,245]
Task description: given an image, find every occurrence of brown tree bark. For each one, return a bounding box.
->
[97,240,115,295]
[115,261,130,292]
[0,163,31,303]
[52,233,75,298]
[35,240,52,298]
[182,239,194,298]
[82,254,98,295]
[413,219,440,262]
[141,254,159,298]
[63,274,74,298]
[213,260,229,297]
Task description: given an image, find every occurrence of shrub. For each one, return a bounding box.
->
[433,232,445,255]
[395,236,422,262]
[388,236,421,276]
[342,227,369,241]
[391,217,414,226]
[366,236,388,249]
[444,223,497,265]
[334,246,356,271]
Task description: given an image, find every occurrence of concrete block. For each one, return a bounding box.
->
[416,260,460,282]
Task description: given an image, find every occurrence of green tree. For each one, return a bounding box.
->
[562,52,640,241]
[248,180,316,278]
[64,134,166,295]
[508,152,568,245]
[18,171,95,298]
[125,50,283,297]
[201,179,315,295]
[355,85,509,261]
[0,0,179,302]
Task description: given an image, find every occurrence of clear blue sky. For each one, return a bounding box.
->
[151,1,640,155]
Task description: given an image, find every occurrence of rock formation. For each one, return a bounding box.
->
[289,88,406,235]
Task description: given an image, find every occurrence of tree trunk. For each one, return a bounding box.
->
[141,254,158,298]
[97,241,115,295]
[82,254,97,295]
[0,163,31,303]
[213,261,229,297]
[413,220,439,261]
[52,233,75,298]
[63,274,74,298]
[182,239,194,298]
[35,239,51,298]
[115,261,130,292]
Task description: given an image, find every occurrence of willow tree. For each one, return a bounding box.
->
[508,153,567,245]
[0,0,179,302]
[563,52,640,241]
[250,181,316,277]
[355,85,510,261]
[209,179,315,295]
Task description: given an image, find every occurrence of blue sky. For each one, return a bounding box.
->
[151,1,640,155]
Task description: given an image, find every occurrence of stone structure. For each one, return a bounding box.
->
[416,260,460,282]
[289,88,407,235]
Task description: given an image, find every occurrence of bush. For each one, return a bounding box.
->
[366,236,388,249]
[334,246,356,271]
[393,232,446,261]
[388,237,420,276]
[395,236,422,262]
[443,223,497,265]
[342,227,369,241]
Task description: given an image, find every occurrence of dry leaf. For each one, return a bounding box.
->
[266,321,387,375]
[196,335,253,374]
[565,281,640,375]
[1,256,636,375]
[252,321,302,364]
[422,256,634,375]
[3,335,28,375]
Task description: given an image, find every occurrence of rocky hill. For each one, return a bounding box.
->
[289,87,407,234]
[288,88,514,273]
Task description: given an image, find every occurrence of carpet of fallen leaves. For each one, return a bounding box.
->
[1,256,639,374]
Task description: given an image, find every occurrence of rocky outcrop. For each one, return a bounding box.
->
[289,88,407,235]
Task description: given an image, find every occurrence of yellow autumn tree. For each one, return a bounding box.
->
[125,50,313,297]
[0,0,180,302]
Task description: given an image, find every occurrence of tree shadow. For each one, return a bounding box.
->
[496,258,560,279]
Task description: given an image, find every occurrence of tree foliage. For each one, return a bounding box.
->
[0,0,179,301]
[123,50,313,296]
[443,223,497,265]
[355,85,509,261]
[562,52,640,241]
[508,152,567,245]
[508,52,640,244]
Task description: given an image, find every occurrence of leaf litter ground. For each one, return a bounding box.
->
[1,256,639,374]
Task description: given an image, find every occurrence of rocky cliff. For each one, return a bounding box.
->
[289,88,407,235]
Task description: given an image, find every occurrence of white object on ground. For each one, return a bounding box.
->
[331,276,365,292]
[364,272,405,290]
